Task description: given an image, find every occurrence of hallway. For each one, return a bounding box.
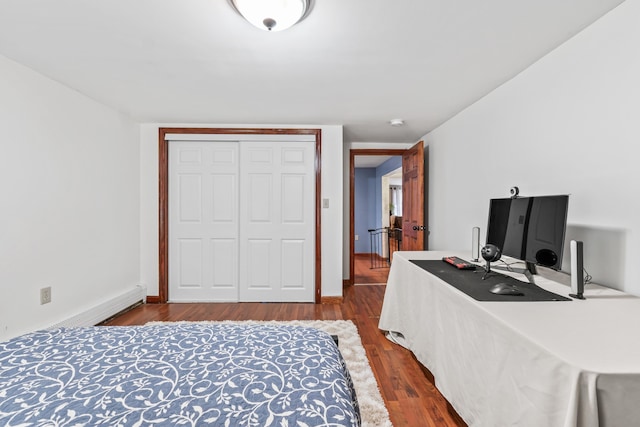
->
[354,253,390,284]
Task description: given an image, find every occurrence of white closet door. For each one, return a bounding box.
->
[169,141,239,302]
[239,141,315,302]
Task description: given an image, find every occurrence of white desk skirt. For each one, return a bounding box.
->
[378,251,640,427]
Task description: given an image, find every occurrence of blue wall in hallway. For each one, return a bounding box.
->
[354,156,402,254]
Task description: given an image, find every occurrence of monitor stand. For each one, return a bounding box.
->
[487,261,537,284]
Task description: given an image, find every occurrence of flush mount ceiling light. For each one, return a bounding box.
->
[389,119,405,127]
[229,0,313,32]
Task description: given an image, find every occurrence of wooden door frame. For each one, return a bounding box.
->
[153,127,322,304]
[348,149,406,286]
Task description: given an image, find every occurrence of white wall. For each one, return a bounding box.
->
[139,124,344,298]
[0,55,140,341]
[422,0,639,293]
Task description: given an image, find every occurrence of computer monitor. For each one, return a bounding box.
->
[524,195,569,270]
[485,198,511,254]
[486,195,569,280]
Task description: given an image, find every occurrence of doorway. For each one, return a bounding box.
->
[352,155,402,284]
[349,142,427,285]
[347,149,406,285]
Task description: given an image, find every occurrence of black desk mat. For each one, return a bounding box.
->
[409,260,571,302]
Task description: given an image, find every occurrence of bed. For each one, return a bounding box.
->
[0,323,361,426]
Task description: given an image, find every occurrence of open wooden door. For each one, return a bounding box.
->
[402,141,426,250]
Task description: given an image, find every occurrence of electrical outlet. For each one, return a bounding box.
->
[40,287,52,305]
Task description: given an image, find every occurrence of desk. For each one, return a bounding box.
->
[379,251,640,427]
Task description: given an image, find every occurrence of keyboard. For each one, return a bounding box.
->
[442,256,477,270]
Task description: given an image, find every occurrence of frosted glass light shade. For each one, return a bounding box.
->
[230,0,310,32]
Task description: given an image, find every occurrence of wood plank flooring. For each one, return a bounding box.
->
[354,253,390,284]
[102,284,467,427]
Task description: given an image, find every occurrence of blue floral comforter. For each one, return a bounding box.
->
[0,323,360,426]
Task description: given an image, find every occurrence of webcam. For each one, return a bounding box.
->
[510,186,519,198]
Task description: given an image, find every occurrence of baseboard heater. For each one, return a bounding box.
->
[49,285,146,329]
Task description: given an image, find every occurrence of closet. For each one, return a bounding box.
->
[167,134,316,302]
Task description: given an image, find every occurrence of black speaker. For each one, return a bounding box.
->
[535,248,558,267]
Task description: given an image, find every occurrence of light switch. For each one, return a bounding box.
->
[322,198,329,208]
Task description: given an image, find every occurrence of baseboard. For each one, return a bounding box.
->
[146,295,160,304]
[138,294,342,305]
[49,285,147,329]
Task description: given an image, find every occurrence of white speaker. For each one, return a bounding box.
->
[569,240,585,299]
[472,227,480,261]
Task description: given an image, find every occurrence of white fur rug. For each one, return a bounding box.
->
[146,319,393,427]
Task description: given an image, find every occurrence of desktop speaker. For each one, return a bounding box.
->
[569,240,585,300]
[472,227,480,261]
[535,248,558,267]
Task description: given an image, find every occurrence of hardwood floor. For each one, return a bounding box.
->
[103,285,467,427]
[354,253,391,284]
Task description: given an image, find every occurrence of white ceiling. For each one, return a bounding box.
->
[354,155,393,168]
[0,0,625,144]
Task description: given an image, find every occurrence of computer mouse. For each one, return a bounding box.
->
[489,282,524,296]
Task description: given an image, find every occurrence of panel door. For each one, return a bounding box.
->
[402,141,426,250]
[239,141,315,302]
[169,141,239,301]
